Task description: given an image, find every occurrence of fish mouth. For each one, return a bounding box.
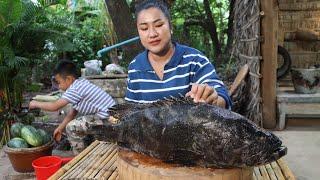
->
[270,146,287,162]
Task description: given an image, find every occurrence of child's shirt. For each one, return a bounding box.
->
[61,78,115,119]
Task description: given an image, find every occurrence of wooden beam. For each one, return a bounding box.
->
[260,0,278,128]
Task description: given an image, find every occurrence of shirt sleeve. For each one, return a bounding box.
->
[191,55,233,110]
[61,86,82,105]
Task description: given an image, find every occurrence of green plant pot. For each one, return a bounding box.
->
[291,68,320,94]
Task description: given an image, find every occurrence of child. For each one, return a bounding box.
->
[29,60,115,154]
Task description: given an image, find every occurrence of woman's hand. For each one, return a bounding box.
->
[186,83,218,105]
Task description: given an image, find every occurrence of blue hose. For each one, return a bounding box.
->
[97,36,140,58]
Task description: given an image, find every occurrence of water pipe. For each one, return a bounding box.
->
[97,36,140,58]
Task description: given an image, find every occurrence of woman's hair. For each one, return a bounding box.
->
[135,0,171,25]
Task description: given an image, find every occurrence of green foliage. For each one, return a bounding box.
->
[67,1,113,69]
[26,83,43,92]
[171,0,231,63]
[69,17,106,68]
[0,0,71,146]
[41,1,116,70]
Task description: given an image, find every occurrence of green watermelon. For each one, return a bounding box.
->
[7,137,29,148]
[21,125,43,147]
[10,123,24,138]
[37,129,51,145]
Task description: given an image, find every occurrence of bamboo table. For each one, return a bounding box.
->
[49,140,295,180]
[49,140,118,180]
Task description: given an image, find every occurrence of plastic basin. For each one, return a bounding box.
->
[32,156,62,180]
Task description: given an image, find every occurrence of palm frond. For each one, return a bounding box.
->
[21,0,42,23]
[0,0,23,30]
[38,0,60,7]
[7,56,28,69]
[0,66,10,89]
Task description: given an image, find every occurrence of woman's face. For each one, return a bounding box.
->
[137,7,172,56]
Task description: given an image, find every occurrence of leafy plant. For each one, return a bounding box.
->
[0,0,71,147]
[66,1,116,69]
[171,0,232,65]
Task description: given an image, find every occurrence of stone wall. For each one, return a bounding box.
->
[87,74,128,104]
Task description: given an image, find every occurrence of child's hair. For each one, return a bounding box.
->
[135,0,171,27]
[53,60,79,78]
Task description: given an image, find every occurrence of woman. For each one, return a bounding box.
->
[125,0,232,109]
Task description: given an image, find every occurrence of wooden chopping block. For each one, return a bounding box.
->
[117,149,253,180]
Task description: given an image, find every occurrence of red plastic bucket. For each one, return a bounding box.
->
[32,156,62,180]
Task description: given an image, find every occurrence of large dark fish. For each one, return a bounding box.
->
[92,97,287,168]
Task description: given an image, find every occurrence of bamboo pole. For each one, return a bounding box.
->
[61,143,104,179]
[97,151,117,177]
[89,145,116,178]
[259,165,271,180]
[107,167,118,180]
[89,147,117,178]
[271,161,285,180]
[265,164,277,180]
[277,159,296,180]
[94,149,117,178]
[60,142,105,179]
[49,140,100,180]
[253,172,257,180]
[101,164,117,179]
[253,167,263,180]
[83,144,114,178]
[73,143,107,178]
[76,143,111,178]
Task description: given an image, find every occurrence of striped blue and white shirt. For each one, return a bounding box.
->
[125,43,232,109]
[62,78,115,119]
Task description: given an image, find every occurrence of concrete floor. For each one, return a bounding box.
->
[0,118,319,180]
[273,119,320,180]
[0,149,73,180]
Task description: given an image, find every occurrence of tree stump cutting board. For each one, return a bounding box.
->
[117,149,253,180]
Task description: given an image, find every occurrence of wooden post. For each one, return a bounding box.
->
[260,0,278,128]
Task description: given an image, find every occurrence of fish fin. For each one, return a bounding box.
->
[108,103,142,119]
[153,96,195,107]
[108,102,156,119]
[108,97,196,119]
